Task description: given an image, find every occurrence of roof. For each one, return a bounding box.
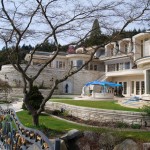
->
[85,80,122,87]
[31,51,51,56]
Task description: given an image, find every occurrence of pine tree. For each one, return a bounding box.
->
[90,19,101,38]
[84,19,108,46]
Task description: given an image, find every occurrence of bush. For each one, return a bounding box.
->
[22,102,27,110]
[62,110,69,117]
[131,124,141,129]
[142,105,150,116]
[22,86,44,111]
[116,121,129,128]
[51,110,61,115]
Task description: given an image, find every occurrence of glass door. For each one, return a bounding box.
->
[136,81,140,95]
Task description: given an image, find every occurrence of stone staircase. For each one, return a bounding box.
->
[97,73,108,81]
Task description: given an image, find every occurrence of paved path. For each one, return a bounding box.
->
[0,99,23,112]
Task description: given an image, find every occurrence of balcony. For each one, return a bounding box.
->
[106,69,143,77]
[136,56,150,68]
[100,53,133,61]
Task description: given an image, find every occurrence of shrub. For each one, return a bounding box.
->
[116,121,129,128]
[131,124,141,129]
[22,86,44,111]
[62,110,69,117]
[22,102,27,110]
[51,110,61,115]
[142,105,150,116]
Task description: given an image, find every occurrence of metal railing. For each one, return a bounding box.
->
[0,106,60,150]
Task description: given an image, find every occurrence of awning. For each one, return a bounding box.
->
[85,80,122,87]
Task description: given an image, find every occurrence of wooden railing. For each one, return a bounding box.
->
[0,106,60,150]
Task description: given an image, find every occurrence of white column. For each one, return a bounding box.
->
[105,64,108,72]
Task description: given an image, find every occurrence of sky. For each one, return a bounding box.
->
[0,0,149,50]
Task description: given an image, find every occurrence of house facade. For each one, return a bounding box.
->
[0,48,105,95]
[0,31,149,99]
[102,31,150,100]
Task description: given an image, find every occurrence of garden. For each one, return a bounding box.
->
[16,97,150,142]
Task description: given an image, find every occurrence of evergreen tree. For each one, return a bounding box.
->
[84,19,108,47]
[35,40,57,52]
[90,18,101,38]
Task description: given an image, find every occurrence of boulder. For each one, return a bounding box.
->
[113,139,139,150]
[61,129,83,141]
[99,132,116,150]
[49,139,67,150]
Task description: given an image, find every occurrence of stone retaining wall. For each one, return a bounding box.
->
[0,64,101,94]
[8,88,59,98]
[45,102,150,126]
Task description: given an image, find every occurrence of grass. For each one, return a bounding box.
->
[17,110,92,132]
[16,110,150,141]
[51,97,73,100]
[51,99,142,112]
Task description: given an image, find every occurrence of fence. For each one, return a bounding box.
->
[0,106,60,150]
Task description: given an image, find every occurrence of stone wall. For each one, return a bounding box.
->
[0,64,102,95]
[8,88,59,98]
[45,102,150,125]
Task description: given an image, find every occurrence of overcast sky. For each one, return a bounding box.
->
[0,0,149,49]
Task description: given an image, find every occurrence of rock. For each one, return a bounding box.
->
[113,139,139,150]
[143,143,150,150]
[61,129,83,141]
[49,139,67,150]
[99,132,116,150]
[84,131,99,142]
[70,131,101,150]
[60,140,68,150]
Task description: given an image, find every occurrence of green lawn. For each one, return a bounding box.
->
[16,110,150,141]
[51,99,142,112]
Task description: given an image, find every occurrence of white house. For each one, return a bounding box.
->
[101,31,150,100]
[0,31,149,99]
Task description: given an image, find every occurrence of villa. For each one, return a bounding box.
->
[0,31,150,100]
[102,31,150,100]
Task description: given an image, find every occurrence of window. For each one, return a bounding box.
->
[131,81,134,94]
[49,62,53,68]
[101,50,105,56]
[141,81,145,94]
[119,63,123,70]
[108,64,115,72]
[84,62,88,70]
[125,62,130,69]
[77,60,83,69]
[136,81,140,95]
[124,44,128,53]
[116,63,119,71]
[110,48,113,56]
[146,70,150,94]
[123,82,127,94]
[70,61,73,67]
[94,65,97,71]
[90,64,93,70]
[56,61,65,69]
[141,40,143,57]
[89,63,98,71]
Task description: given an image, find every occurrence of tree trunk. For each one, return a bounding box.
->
[32,113,39,126]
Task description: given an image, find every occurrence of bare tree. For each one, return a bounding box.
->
[0,0,149,126]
